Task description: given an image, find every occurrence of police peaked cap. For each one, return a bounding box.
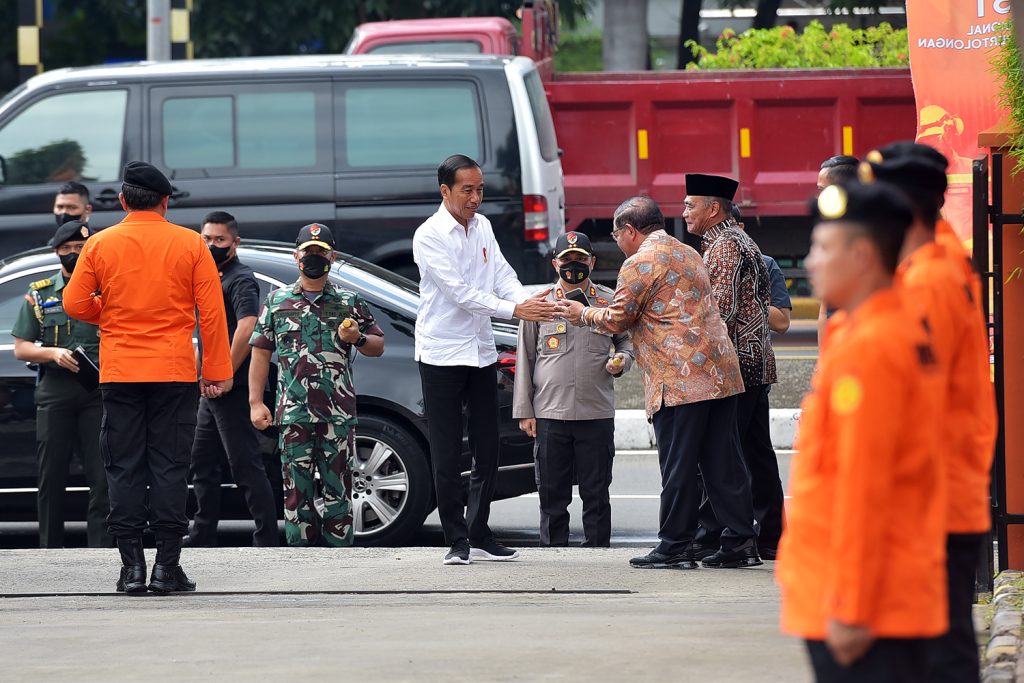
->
[49,219,93,248]
[685,173,739,201]
[859,142,948,211]
[811,182,914,235]
[122,161,173,196]
[554,231,594,258]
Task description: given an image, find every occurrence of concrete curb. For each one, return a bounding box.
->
[982,571,1024,682]
[614,408,801,451]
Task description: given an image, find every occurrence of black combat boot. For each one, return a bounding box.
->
[115,537,148,595]
[148,538,197,593]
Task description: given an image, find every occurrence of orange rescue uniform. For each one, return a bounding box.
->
[778,288,947,639]
[898,239,996,533]
[63,210,232,383]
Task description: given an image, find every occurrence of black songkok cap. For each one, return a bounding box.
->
[122,161,173,196]
[684,173,739,201]
[49,220,93,248]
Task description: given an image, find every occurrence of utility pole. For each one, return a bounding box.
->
[147,0,171,62]
[17,0,44,82]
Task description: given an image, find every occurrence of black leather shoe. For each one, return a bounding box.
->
[629,549,698,569]
[115,538,148,594]
[148,564,196,593]
[701,541,763,569]
[760,546,778,561]
[688,542,719,561]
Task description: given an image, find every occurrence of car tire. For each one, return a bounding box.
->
[351,414,432,547]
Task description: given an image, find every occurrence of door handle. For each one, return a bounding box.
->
[92,189,120,209]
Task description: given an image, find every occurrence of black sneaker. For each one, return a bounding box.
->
[443,539,471,565]
[689,542,719,561]
[701,540,763,569]
[469,539,520,562]
[629,548,698,570]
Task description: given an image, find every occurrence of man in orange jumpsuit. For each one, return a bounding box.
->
[862,142,996,683]
[64,161,232,595]
[777,182,947,682]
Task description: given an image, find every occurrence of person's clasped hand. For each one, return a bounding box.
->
[562,299,586,326]
[339,318,361,344]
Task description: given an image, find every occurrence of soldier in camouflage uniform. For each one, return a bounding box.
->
[11,220,110,548]
[248,224,384,546]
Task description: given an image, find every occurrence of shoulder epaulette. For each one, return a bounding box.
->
[29,278,52,291]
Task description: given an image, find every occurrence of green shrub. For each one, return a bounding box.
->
[992,21,1024,174]
[685,20,909,70]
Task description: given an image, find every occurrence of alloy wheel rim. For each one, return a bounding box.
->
[351,434,410,537]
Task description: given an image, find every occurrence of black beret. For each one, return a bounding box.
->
[49,220,93,248]
[122,161,173,196]
[296,223,336,250]
[859,142,947,211]
[684,173,739,201]
[811,182,914,234]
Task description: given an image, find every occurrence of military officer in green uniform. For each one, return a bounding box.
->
[12,220,110,548]
[248,223,385,547]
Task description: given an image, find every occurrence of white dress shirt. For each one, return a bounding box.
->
[413,204,529,367]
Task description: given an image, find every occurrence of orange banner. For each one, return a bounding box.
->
[906,0,1010,241]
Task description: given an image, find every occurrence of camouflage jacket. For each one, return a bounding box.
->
[250,279,383,426]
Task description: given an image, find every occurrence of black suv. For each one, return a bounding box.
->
[0,244,534,546]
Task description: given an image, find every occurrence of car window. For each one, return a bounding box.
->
[163,91,318,170]
[523,70,559,163]
[341,83,481,168]
[366,41,483,55]
[155,85,329,176]
[0,90,128,185]
[0,268,55,342]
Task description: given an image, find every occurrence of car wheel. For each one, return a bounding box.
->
[351,414,432,546]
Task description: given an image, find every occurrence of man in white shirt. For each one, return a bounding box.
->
[414,154,567,565]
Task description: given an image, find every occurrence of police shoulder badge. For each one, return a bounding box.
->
[29,278,53,291]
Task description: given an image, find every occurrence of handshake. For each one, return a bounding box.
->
[513,288,586,323]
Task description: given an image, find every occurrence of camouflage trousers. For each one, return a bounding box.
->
[279,421,354,547]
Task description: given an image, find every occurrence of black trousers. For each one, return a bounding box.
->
[418,362,500,546]
[535,418,614,547]
[650,396,755,555]
[806,638,927,683]
[35,369,110,548]
[697,384,785,550]
[927,533,984,683]
[189,388,279,546]
[100,382,197,541]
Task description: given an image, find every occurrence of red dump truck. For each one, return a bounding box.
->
[346,4,916,286]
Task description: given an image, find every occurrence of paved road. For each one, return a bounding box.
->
[0,546,810,682]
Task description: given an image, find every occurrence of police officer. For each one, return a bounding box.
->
[513,232,633,547]
[187,211,279,547]
[248,224,385,547]
[12,220,109,548]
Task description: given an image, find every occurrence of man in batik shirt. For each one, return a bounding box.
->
[563,196,760,570]
[684,173,785,562]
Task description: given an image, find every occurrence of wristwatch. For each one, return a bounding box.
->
[355,333,368,348]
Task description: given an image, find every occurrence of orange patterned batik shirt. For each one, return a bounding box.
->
[583,230,744,417]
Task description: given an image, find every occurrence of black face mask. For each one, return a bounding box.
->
[59,252,79,274]
[209,244,232,265]
[299,253,331,279]
[55,212,81,227]
[558,261,590,285]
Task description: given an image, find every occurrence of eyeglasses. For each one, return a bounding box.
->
[611,225,628,239]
